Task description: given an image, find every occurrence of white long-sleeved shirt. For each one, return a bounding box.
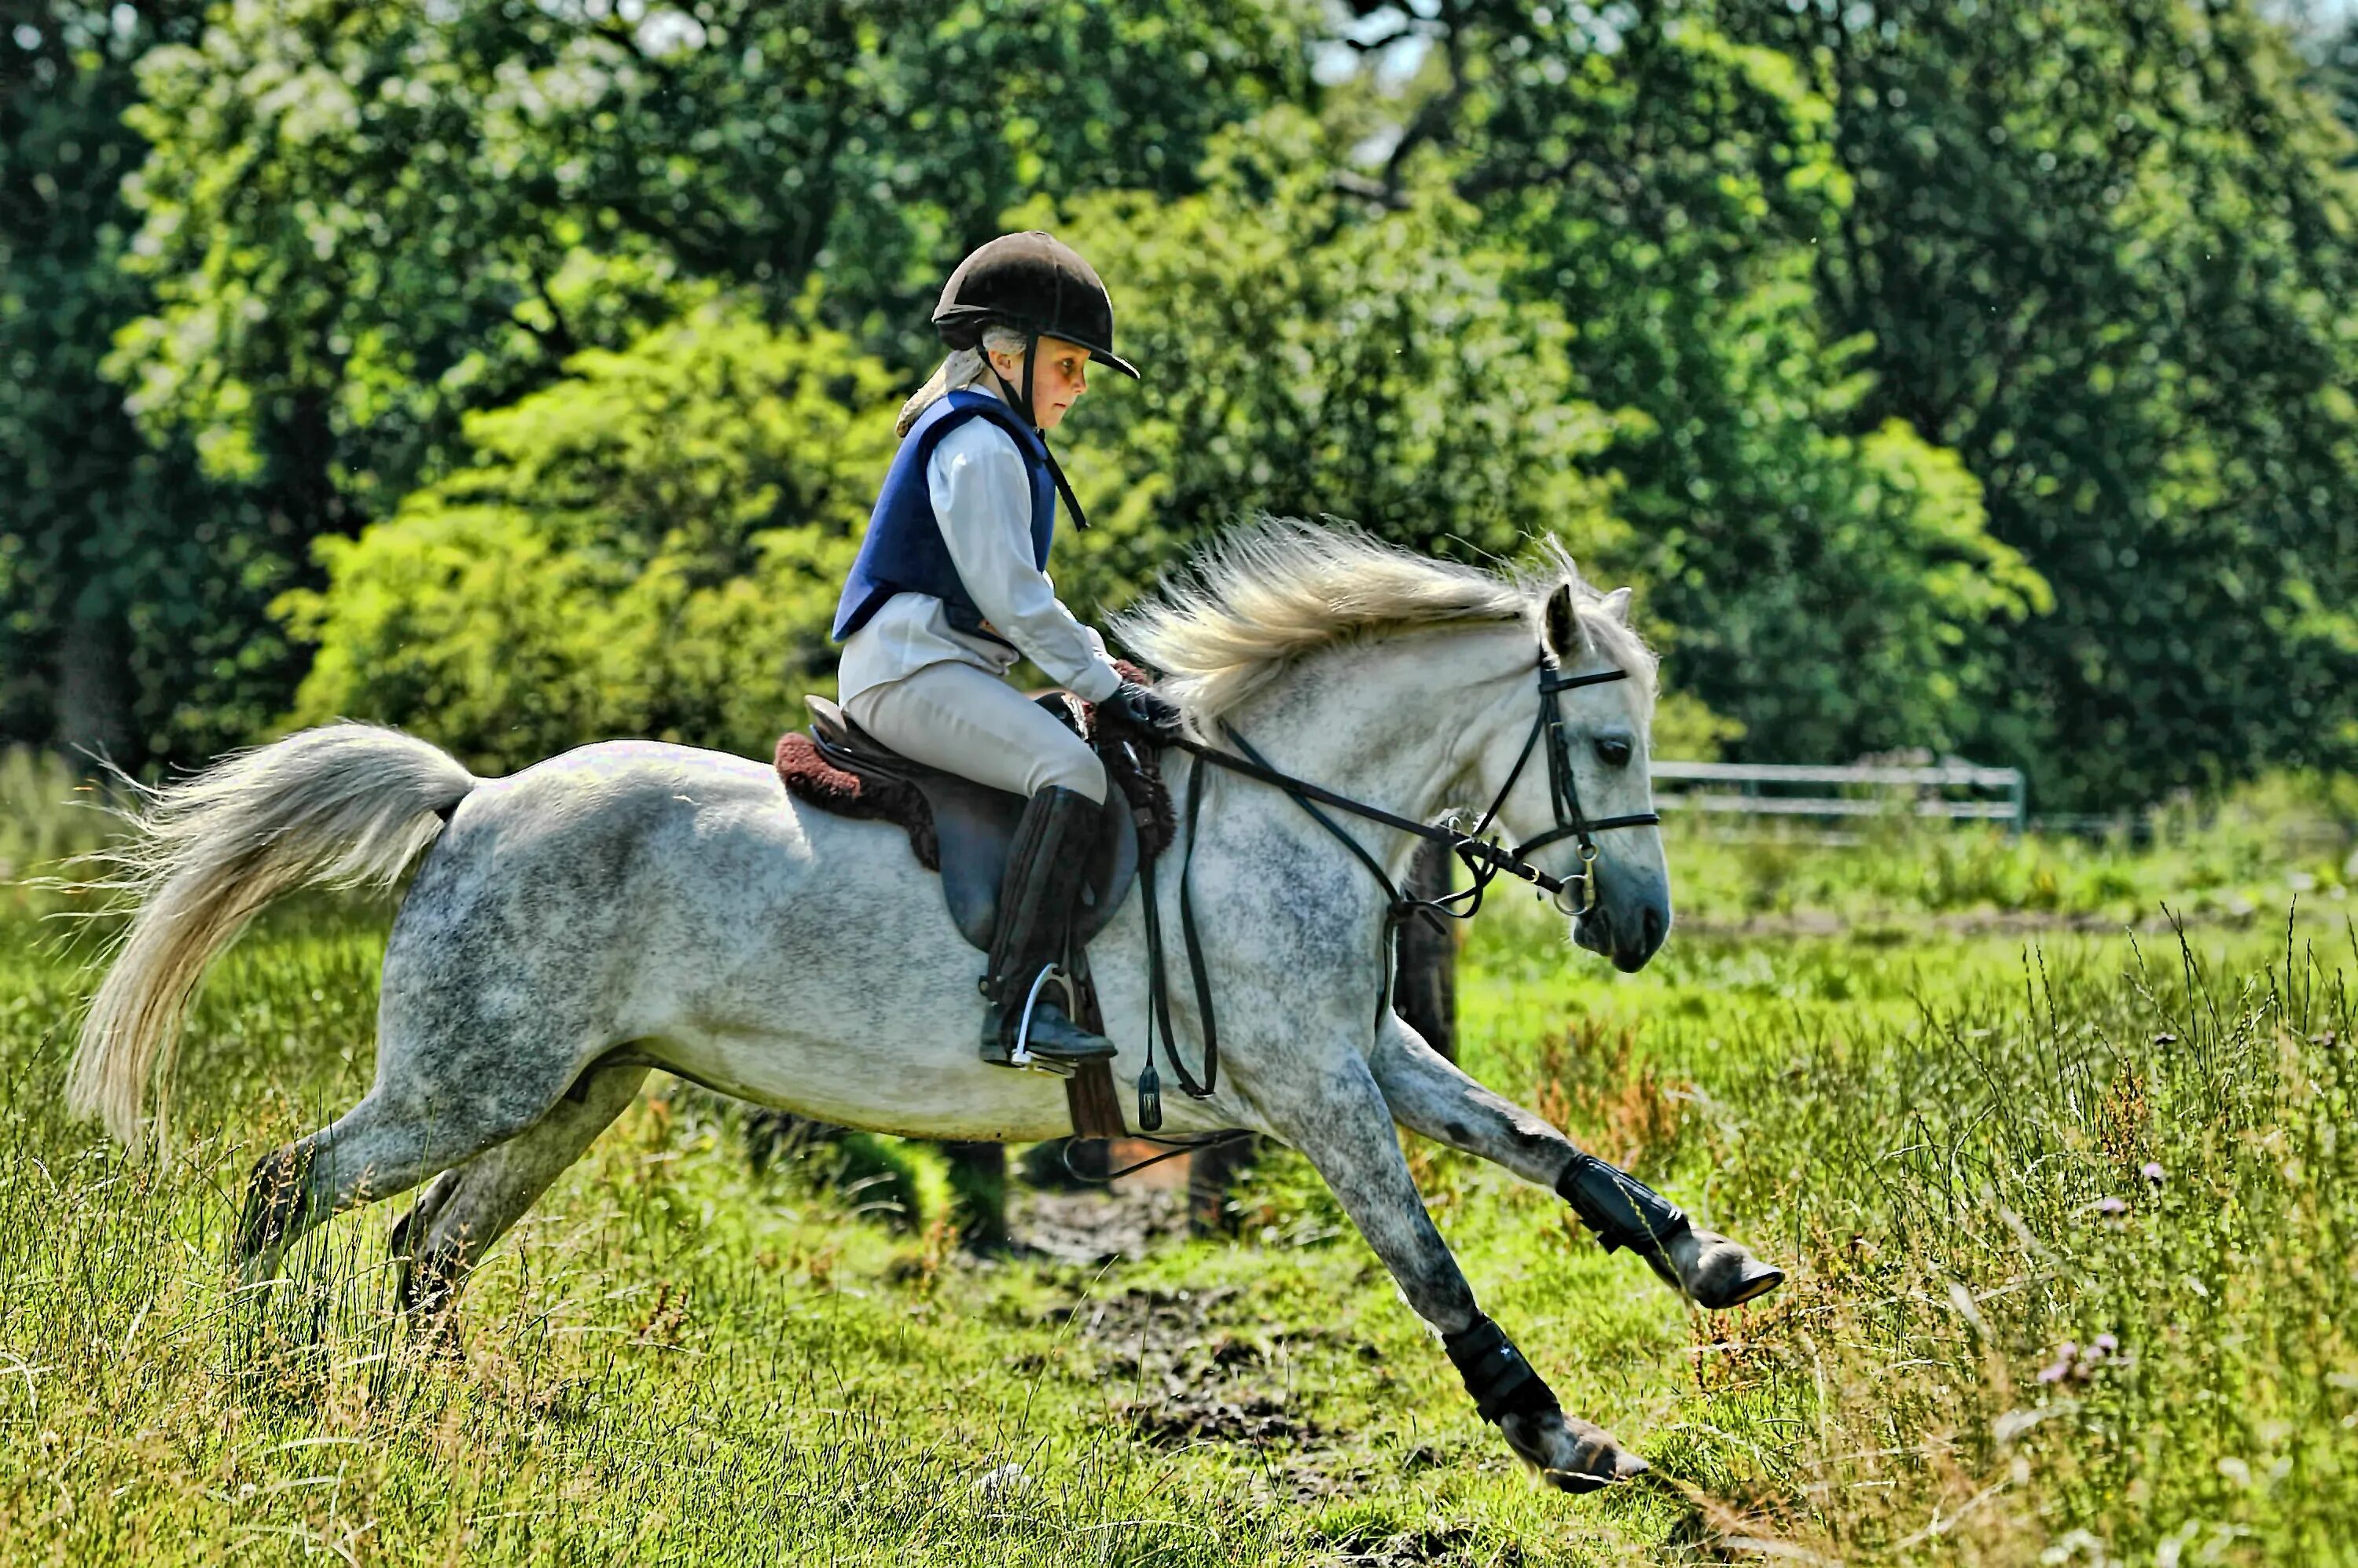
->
[837,410,1124,707]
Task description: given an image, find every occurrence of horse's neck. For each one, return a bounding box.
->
[1214,626,1524,884]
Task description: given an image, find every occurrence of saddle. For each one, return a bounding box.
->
[774,691,1173,1139]
[793,693,1143,953]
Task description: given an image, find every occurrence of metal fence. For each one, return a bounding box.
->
[1651,760,2029,831]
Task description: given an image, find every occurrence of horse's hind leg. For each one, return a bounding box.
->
[239,1058,593,1287]
[241,896,622,1286]
[238,1092,467,1284]
[393,1062,650,1335]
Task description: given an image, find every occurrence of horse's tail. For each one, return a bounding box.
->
[68,723,480,1157]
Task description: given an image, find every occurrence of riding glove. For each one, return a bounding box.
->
[1098,681,1188,742]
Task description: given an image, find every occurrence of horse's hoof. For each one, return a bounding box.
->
[1548,1416,1651,1493]
[1678,1228,1786,1312]
[1503,1410,1650,1493]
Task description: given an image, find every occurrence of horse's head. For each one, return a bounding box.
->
[1115,520,1671,968]
[1473,576,1669,972]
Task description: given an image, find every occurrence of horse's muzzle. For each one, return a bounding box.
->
[1575,897,1668,972]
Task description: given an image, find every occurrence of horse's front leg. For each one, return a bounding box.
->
[1371,1017,1783,1312]
[1250,1048,1650,1493]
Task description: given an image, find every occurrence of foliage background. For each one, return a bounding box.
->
[6,0,2358,798]
[12,9,2358,1559]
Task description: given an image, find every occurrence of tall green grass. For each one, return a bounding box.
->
[1666,769,2358,927]
[0,748,119,912]
[1464,899,2358,1560]
[6,747,2358,1561]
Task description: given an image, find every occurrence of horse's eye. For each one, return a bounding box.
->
[1594,734,1633,768]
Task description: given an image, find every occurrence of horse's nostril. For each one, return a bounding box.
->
[1642,907,1664,949]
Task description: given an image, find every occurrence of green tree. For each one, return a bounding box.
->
[1717,0,2358,806]
[57,0,1308,770]
[0,1,309,769]
[1040,115,1628,617]
[1311,9,2049,761]
[2304,11,2358,156]
[110,0,1313,512]
[277,298,898,773]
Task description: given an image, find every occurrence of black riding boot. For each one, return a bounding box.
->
[980,786,1117,1064]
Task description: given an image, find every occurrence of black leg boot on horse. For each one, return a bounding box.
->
[981,785,1118,1064]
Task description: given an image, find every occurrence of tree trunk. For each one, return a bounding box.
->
[53,607,134,766]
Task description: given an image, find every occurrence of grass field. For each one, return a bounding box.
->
[3,751,2356,1563]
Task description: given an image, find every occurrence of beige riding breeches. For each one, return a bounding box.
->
[843,659,1107,804]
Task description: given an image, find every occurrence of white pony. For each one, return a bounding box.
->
[69,520,1779,1493]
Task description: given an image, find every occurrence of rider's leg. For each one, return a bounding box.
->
[975,785,1117,1060]
[845,664,1114,1062]
[1369,1015,1783,1310]
[844,661,1107,802]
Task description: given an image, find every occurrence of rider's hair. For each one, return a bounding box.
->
[896,324,1032,435]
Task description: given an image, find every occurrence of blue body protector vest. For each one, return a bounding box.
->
[832,389,1058,646]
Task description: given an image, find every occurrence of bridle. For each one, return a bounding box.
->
[1185,652,1659,916]
[1453,656,1666,916]
[1127,647,1663,1128]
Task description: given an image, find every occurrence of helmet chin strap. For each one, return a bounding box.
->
[986,332,1040,427]
[987,329,1093,531]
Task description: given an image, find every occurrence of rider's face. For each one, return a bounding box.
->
[990,336,1091,431]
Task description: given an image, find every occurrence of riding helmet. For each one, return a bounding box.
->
[931,232,1140,380]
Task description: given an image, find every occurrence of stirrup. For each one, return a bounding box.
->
[1012,965,1071,1067]
[982,967,1107,1074]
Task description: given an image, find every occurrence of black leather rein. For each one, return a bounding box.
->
[1126,655,1662,1129]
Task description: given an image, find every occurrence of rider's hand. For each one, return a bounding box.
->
[1099,681,1188,742]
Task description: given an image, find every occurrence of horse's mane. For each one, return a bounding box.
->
[1111,517,1655,722]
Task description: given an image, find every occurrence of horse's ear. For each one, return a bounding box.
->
[1600,586,1633,626]
[1544,582,1586,660]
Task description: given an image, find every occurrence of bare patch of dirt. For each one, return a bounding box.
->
[1265,1441,1460,1511]
[1043,1283,1341,1449]
[1319,1524,1530,1566]
[1129,1382,1307,1445]
[1036,1283,1493,1512]
[1009,1185,1188,1265]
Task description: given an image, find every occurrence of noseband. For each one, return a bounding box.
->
[1129,649,1662,1126]
[1469,660,1667,916]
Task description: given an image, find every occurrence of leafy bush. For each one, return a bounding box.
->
[1039,114,1630,615]
[277,299,897,773]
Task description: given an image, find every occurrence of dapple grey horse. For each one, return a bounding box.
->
[70,520,1780,1492]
